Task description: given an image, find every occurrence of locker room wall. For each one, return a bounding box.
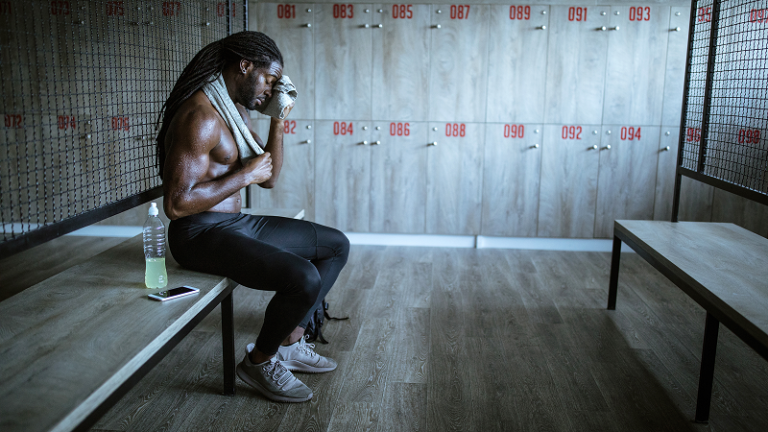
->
[246,1,766,238]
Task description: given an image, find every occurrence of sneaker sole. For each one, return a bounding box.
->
[236,364,313,403]
[281,359,337,374]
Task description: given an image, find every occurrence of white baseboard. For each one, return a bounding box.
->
[67,225,143,237]
[62,226,631,253]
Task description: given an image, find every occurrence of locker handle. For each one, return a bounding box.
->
[360,140,369,145]
[610,26,620,31]
[589,145,598,150]
[428,142,438,146]
[662,146,671,152]
[601,145,611,151]
[598,26,607,31]
[673,27,681,32]
[375,24,383,28]
[530,144,540,149]
[363,24,370,28]
[302,140,312,144]
[536,25,547,30]
[303,23,312,28]
[372,141,381,145]
[433,24,442,29]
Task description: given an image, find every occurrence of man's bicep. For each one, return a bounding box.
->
[164,119,219,191]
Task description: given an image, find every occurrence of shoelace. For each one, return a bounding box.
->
[297,337,318,358]
[262,359,292,388]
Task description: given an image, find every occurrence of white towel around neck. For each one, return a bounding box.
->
[201,74,264,163]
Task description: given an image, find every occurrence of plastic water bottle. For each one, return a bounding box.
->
[143,202,168,288]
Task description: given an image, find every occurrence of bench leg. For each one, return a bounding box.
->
[695,312,720,423]
[607,236,622,310]
[222,290,236,396]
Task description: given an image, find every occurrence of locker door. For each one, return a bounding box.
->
[314,4,372,120]
[372,4,430,121]
[314,120,371,231]
[254,3,315,121]
[537,124,601,238]
[429,4,490,123]
[594,126,660,238]
[602,6,670,125]
[486,5,550,123]
[653,128,680,221]
[253,119,316,220]
[661,7,691,126]
[369,121,428,233]
[544,5,610,125]
[426,122,484,235]
[481,123,543,237]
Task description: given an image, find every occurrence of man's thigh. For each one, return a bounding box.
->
[242,215,339,261]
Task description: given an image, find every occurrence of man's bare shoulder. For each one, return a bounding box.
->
[167,91,223,151]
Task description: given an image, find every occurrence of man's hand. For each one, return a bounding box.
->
[243,152,273,185]
[281,101,295,119]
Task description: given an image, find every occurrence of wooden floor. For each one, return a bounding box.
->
[5,242,768,431]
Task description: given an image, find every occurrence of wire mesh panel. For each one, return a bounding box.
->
[680,0,768,200]
[0,0,245,256]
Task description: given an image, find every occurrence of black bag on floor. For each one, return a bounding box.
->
[303,299,348,344]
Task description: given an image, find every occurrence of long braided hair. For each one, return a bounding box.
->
[155,31,283,179]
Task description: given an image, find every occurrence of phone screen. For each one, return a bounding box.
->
[162,286,197,297]
[148,285,199,301]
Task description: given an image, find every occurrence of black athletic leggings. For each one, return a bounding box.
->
[168,212,350,356]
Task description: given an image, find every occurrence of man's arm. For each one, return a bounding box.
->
[237,105,285,189]
[163,109,272,220]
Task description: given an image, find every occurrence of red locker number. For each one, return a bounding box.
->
[450,5,470,20]
[509,6,530,20]
[686,127,701,142]
[333,4,353,19]
[561,125,582,140]
[57,115,76,130]
[392,5,413,19]
[628,6,651,21]
[620,126,641,140]
[390,122,410,136]
[283,120,297,134]
[445,123,466,137]
[4,114,22,129]
[277,4,296,19]
[333,121,353,135]
[738,129,761,144]
[568,7,587,22]
[503,124,524,138]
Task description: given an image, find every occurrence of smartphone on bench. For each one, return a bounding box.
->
[148,285,200,302]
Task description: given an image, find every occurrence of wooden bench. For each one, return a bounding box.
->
[607,220,768,423]
[0,208,302,432]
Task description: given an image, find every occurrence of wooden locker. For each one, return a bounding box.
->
[544,5,610,125]
[371,4,430,122]
[428,4,490,123]
[481,123,543,237]
[369,121,428,233]
[253,119,316,220]
[602,6,670,125]
[594,126,660,238]
[486,5,550,123]
[653,128,680,221]
[537,124,601,238]
[314,3,372,120]
[314,120,371,232]
[426,121,484,235]
[254,3,315,121]
[661,7,691,126]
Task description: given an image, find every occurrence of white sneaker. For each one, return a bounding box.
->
[236,343,313,403]
[277,336,338,373]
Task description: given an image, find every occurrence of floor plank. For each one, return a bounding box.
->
[5,241,763,432]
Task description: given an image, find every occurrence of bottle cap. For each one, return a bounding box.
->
[148,202,159,216]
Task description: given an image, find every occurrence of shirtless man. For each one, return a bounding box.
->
[156,31,350,403]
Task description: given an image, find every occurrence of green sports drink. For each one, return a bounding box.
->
[145,257,167,289]
[143,202,168,288]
